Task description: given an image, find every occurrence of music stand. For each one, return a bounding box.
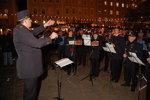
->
[128,52,147,100]
[102,43,116,88]
[80,62,94,86]
[53,58,73,100]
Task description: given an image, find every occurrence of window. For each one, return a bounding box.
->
[42,9,46,14]
[116,11,119,15]
[56,0,59,3]
[116,2,119,7]
[126,4,129,8]
[56,10,60,15]
[66,8,69,14]
[110,10,113,15]
[104,1,107,5]
[34,9,38,14]
[122,3,124,7]
[72,9,75,14]
[110,2,113,6]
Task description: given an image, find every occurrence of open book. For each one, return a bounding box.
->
[103,43,116,53]
[55,58,74,68]
[128,52,145,66]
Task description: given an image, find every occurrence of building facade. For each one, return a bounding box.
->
[27,0,97,25]
[96,0,140,26]
[0,0,145,27]
[0,0,17,28]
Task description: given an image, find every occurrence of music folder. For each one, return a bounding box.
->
[128,52,145,66]
[102,47,110,52]
[103,43,116,53]
[55,58,74,68]
[82,34,91,46]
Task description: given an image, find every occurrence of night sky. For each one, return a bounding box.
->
[17,0,27,11]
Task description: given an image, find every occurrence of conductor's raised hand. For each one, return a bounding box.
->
[44,20,55,27]
[50,32,58,39]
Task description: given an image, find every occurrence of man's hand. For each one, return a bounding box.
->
[49,32,58,39]
[123,54,127,58]
[44,20,55,28]
[147,58,150,64]
[112,43,115,47]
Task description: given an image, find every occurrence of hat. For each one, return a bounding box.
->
[128,32,137,37]
[17,10,29,21]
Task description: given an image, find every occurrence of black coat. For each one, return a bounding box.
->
[13,24,52,79]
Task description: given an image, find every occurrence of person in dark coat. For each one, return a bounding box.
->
[13,10,58,100]
[1,30,14,66]
[121,32,143,92]
[64,30,77,75]
[76,29,85,66]
[90,32,102,77]
[110,28,125,82]
[145,42,150,100]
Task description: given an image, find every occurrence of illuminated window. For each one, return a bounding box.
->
[104,1,107,5]
[122,3,124,7]
[116,11,119,15]
[126,4,129,8]
[116,2,119,7]
[110,10,113,15]
[110,2,113,6]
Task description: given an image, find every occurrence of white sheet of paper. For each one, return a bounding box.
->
[102,47,110,52]
[128,52,145,66]
[82,34,91,39]
[69,40,75,45]
[55,58,74,68]
[84,39,91,46]
[106,43,116,53]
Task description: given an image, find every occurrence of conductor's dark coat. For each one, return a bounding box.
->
[13,24,51,79]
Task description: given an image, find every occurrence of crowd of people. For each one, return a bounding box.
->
[0,29,16,67]
[51,27,150,100]
[0,10,150,100]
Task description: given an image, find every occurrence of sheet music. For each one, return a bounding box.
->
[69,40,75,45]
[128,52,145,66]
[55,58,74,68]
[84,39,91,46]
[82,34,91,39]
[106,43,116,53]
[102,47,110,52]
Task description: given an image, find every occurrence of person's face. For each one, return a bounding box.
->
[68,31,73,36]
[138,32,144,38]
[93,34,98,39]
[146,32,150,37]
[24,17,32,28]
[114,29,119,35]
[79,30,83,34]
[128,36,136,42]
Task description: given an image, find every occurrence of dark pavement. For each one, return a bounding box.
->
[0,58,146,100]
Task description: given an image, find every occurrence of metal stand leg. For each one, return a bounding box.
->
[54,67,64,100]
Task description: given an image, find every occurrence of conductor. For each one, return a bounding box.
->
[13,10,58,100]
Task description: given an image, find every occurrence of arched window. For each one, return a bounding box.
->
[34,9,38,14]
[42,9,46,14]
